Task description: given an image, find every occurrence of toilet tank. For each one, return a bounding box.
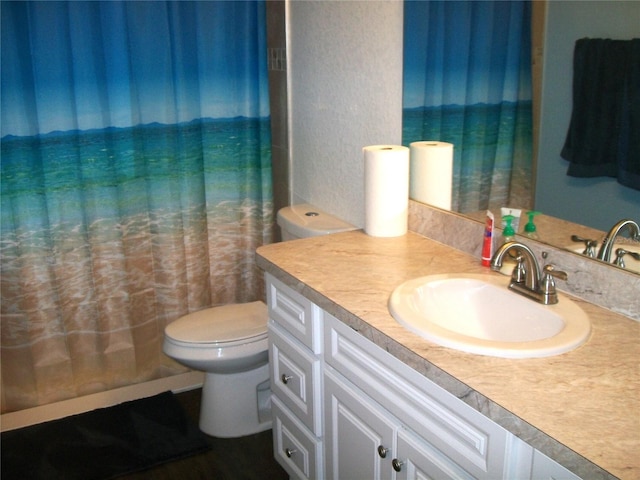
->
[277,204,356,241]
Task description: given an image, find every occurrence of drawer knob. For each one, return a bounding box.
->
[281,374,292,384]
[392,458,403,472]
[377,445,389,458]
[285,447,297,458]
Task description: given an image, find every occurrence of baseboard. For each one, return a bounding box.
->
[1,371,205,432]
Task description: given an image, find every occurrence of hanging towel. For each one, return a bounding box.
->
[561,38,640,191]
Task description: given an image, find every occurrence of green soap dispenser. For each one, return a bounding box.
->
[525,211,540,240]
[501,214,516,245]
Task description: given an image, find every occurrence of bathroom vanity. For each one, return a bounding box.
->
[257,230,639,480]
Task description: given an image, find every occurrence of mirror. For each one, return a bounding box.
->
[403,0,640,275]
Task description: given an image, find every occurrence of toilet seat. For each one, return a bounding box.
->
[164,301,268,348]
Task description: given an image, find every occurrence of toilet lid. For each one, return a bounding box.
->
[165,301,268,345]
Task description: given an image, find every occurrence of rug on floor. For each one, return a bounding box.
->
[1,391,211,480]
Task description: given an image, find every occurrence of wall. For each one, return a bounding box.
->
[535,1,640,231]
[266,0,289,238]
[287,0,404,228]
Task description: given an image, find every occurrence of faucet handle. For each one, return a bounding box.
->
[511,254,527,284]
[614,248,640,269]
[541,265,568,305]
[571,235,598,257]
[543,264,568,281]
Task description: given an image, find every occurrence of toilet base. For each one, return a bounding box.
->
[199,363,272,438]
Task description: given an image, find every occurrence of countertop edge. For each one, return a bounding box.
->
[256,254,617,480]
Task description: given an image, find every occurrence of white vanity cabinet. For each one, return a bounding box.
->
[323,312,511,479]
[265,273,584,480]
[267,273,324,479]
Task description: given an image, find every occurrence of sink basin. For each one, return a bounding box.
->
[388,274,591,358]
[567,242,640,273]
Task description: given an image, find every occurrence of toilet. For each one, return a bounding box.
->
[163,204,355,438]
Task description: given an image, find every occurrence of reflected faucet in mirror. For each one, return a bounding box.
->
[570,235,598,258]
[596,219,640,265]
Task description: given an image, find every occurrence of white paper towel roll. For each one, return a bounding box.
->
[409,141,454,210]
[363,145,409,237]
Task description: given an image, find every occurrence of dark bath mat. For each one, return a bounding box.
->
[1,391,211,480]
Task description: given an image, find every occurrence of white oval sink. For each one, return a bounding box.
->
[388,274,591,358]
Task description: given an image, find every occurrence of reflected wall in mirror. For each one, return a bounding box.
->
[403,0,640,275]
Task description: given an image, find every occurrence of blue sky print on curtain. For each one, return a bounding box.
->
[1,1,272,412]
[403,0,533,213]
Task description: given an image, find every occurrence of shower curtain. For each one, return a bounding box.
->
[1,1,272,413]
[403,0,533,214]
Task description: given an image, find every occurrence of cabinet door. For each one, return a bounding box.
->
[324,369,396,480]
[324,312,508,479]
[395,427,476,480]
[531,450,582,480]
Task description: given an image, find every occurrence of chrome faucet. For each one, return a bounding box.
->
[490,241,568,305]
[597,219,640,263]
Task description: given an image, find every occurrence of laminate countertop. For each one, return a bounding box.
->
[256,230,639,480]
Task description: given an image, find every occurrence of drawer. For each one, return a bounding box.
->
[324,311,508,479]
[266,273,322,353]
[272,396,324,480]
[269,322,323,435]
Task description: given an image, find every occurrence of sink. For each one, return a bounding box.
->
[388,273,591,358]
[567,242,640,273]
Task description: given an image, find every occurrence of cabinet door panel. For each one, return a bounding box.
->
[531,450,582,480]
[395,427,476,480]
[325,369,396,480]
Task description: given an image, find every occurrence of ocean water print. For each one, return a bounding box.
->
[403,101,533,212]
[1,118,272,225]
[0,118,273,284]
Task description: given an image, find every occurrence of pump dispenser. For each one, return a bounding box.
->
[525,211,541,240]
[501,214,516,245]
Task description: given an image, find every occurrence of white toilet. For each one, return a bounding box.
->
[163,204,355,438]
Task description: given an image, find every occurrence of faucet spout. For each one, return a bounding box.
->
[490,241,541,292]
[597,219,640,262]
[490,241,567,305]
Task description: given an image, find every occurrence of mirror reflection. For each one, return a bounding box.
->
[403,0,640,275]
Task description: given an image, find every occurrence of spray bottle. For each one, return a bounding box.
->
[524,211,541,240]
[501,214,516,245]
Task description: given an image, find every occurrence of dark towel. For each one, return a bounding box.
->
[561,38,640,191]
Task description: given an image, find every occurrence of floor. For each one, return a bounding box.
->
[118,389,289,480]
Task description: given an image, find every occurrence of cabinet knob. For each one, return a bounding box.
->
[377,445,389,458]
[281,374,292,384]
[392,458,403,472]
[285,447,297,458]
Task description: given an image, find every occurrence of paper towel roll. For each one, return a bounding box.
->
[409,141,454,210]
[363,145,409,237]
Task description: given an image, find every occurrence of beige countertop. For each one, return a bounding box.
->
[256,230,640,480]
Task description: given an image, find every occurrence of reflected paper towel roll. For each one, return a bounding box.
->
[364,145,409,237]
[409,141,454,210]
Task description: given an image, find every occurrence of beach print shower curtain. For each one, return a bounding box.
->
[403,1,532,213]
[1,1,272,413]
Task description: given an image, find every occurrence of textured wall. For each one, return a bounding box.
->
[287,1,404,228]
